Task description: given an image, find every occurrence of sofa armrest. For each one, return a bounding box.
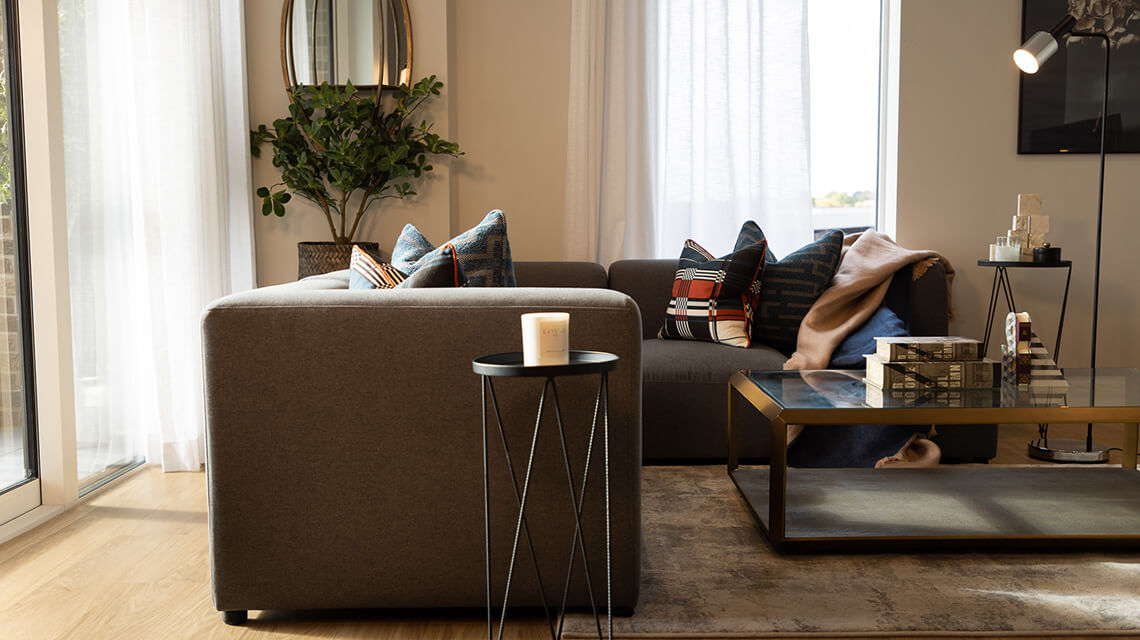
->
[202,283,642,611]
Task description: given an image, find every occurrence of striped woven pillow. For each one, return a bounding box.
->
[658,238,768,348]
[348,245,407,289]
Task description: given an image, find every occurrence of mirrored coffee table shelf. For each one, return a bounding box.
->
[728,369,1140,552]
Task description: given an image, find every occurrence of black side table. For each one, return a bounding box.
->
[473,350,618,640]
[978,259,1072,361]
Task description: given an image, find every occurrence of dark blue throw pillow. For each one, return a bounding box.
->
[828,304,908,369]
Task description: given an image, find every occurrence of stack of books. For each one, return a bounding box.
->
[864,337,1000,404]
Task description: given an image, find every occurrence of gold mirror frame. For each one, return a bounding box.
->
[280,0,413,93]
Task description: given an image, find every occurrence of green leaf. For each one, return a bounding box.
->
[256,186,270,198]
[273,200,285,217]
[261,199,272,216]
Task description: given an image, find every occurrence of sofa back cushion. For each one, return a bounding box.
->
[514,261,608,288]
[608,259,678,339]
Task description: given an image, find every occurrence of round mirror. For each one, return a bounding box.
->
[281,0,412,91]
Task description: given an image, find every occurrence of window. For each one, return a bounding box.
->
[807,0,883,238]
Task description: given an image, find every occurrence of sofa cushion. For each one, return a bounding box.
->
[348,246,407,290]
[392,209,516,287]
[642,338,786,384]
[749,230,843,354]
[658,239,767,348]
[396,243,466,288]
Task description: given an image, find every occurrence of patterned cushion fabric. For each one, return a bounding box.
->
[348,245,407,290]
[733,220,779,265]
[395,243,466,288]
[391,209,516,287]
[657,238,768,348]
[750,229,843,355]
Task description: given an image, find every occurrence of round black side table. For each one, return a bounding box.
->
[473,350,618,640]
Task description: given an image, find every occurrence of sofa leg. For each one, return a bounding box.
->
[222,610,248,625]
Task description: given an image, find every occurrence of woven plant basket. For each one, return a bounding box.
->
[297,241,380,279]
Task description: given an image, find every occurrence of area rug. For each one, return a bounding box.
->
[561,466,1140,638]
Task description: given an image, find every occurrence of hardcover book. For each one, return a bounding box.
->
[865,354,1001,390]
[874,336,982,362]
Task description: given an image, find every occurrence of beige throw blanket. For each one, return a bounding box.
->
[783,230,954,371]
[782,231,954,468]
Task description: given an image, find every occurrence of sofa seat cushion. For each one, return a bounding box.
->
[642,338,786,384]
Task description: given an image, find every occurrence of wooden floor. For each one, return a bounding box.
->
[0,423,1132,640]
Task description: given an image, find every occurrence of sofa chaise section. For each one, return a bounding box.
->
[202,272,642,618]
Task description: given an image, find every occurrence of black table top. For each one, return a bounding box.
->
[977,259,1071,268]
[472,350,619,377]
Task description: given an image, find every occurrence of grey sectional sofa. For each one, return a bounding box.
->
[201,258,994,622]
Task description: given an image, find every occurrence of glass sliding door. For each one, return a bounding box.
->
[0,0,40,524]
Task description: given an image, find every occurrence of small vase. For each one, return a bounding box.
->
[297,241,380,279]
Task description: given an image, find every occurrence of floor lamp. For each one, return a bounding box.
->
[1014,14,1111,463]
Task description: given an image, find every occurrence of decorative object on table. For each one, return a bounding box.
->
[1017,2,1140,153]
[1015,10,1114,462]
[991,234,1022,262]
[521,312,570,366]
[392,209,515,287]
[1010,193,1051,259]
[1004,311,1034,385]
[1034,243,1062,263]
[250,77,461,278]
[473,350,618,640]
[658,237,767,348]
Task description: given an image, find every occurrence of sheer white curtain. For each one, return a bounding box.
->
[58,0,255,473]
[566,0,813,262]
[564,0,653,265]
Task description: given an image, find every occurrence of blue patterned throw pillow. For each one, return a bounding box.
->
[745,227,844,355]
[734,220,779,264]
[348,245,407,290]
[658,238,768,348]
[392,210,515,287]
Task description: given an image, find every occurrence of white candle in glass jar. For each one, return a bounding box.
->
[521,312,570,366]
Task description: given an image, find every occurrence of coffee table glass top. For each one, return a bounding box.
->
[741,368,1140,411]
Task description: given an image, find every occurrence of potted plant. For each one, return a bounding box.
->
[251,75,461,278]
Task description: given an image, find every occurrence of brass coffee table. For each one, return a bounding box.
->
[728,368,1140,552]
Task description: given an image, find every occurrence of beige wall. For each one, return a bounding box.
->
[245,0,570,285]
[896,0,1140,367]
[448,0,571,260]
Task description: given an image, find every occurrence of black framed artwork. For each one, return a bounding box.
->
[1018,0,1140,154]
